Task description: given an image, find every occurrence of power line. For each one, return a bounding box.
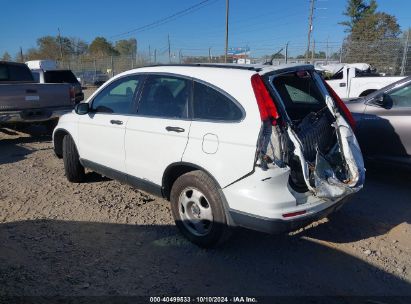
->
[110,0,218,39]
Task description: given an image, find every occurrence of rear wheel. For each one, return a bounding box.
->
[170,170,231,247]
[62,135,85,183]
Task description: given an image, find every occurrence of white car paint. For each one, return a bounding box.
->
[125,116,191,185]
[78,113,128,173]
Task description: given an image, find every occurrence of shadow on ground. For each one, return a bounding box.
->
[0,219,410,297]
[0,127,51,165]
[298,167,411,243]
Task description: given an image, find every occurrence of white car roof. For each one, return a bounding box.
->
[87,63,315,116]
[116,63,314,79]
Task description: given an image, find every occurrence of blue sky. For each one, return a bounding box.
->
[1,0,410,60]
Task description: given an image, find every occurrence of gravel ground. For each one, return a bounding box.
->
[0,125,410,297]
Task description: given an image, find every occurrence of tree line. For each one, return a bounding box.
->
[1,36,137,62]
[1,0,408,74]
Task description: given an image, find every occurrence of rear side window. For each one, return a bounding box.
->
[0,64,34,81]
[193,81,243,121]
[137,75,190,119]
[8,64,34,81]
[0,65,8,80]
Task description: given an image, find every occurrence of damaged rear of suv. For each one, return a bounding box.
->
[224,64,365,236]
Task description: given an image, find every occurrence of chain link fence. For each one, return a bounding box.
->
[55,37,411,82]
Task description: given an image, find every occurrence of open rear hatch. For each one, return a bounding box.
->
[254,67,365,201]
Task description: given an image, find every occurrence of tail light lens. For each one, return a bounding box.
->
[69,87,76,104]
[251,74,279,121]
[324,81,356,129]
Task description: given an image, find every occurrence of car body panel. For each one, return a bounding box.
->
[78,113,128,173]
[125,116,192,185]
[346,76,411,164]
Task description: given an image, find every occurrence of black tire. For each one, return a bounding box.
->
[62,135,85,183]
[170,170,231,248]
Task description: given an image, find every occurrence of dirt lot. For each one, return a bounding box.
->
[0,125,410,297]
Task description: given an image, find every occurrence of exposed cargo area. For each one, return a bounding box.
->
[257,68,364,199]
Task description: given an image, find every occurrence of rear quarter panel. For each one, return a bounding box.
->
[178,69,261,188]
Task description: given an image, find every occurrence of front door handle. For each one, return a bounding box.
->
[110,120,123,125]
[166,126,185,133]
[339,83,346,87]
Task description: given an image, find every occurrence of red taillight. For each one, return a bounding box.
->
[282,210,307,218]
[251,74,279,121]
[324,81,356,129]
[69,87,75,103]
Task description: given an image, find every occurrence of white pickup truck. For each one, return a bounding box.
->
[324,63,405,99]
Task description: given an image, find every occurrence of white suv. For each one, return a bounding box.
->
[53,64,365,247]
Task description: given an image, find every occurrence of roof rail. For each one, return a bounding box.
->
[141,63,263,72]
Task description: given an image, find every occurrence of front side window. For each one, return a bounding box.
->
[137,75,190,119]
[91,76,140,114]
[193,81,243,121]
[387,83,411,107]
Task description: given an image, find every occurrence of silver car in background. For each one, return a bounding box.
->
[346,76,411,166]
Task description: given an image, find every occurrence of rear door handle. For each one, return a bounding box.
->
[110,120,123,125]
[166,126,185,133]
[339,83,346,87]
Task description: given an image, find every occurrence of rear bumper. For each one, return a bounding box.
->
[230,197,348,234]
[0,106,73,124]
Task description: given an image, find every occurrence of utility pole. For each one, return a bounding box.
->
[401,28,410,76]
[154,49,157,64]
[311,40,315,62]
[149,45,151,64]
[135,39,138,66]
[58,28,64,62]
[179,49,182,64]
[224,0,230,63]
[168,34,171,63]
[285,42,289,64]
[19,47,24,62]
[208,47,212,63]
[306,0,315,63]
[110,55,114,77]
[326,37,329,64]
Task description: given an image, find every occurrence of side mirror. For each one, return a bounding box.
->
[373,93,393,109]
[75,103,90,115]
